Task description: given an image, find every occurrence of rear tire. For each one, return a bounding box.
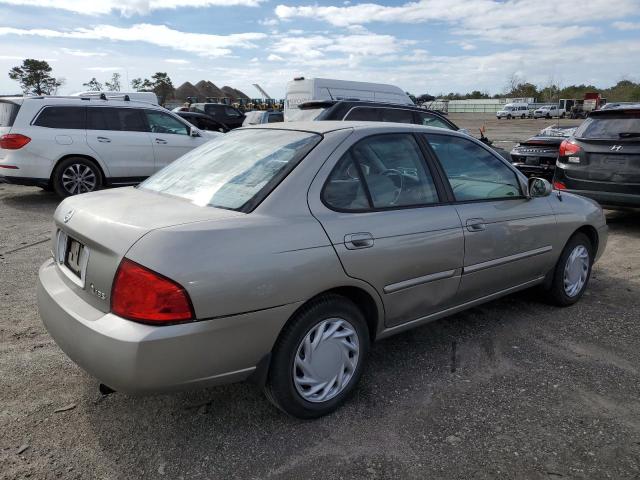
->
[52,157,103,198]
[546,233,593,306]
[264,294,369,419]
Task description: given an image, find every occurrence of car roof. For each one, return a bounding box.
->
[242,120,466,135]
[300,99,446,115]
[17,96,161,108]
[590,104,640,116]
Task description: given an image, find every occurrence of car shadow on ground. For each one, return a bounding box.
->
[0,186,60,212]
[605,209,640,236]
[79,264,638,479]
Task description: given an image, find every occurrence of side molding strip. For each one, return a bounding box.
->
[463,245,553,274]
[384,269,457,294]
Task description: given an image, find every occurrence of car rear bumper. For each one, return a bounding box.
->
[0,174,49,187]
[38,259,300,394]
[563,188,640,208]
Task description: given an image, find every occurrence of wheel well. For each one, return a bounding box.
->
[574,225,599,254]
[50,154,106,185]
[327,286,380,341]
[287,287,380,343]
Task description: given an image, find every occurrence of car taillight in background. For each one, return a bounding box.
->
[0,134,31,150]
[111,259,194,324]
[558,139,581,163]
[553,181,567,190]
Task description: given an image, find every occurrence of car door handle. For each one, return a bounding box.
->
[466,218,486,232]
[344,233,374,250]
[97,136,111,143]
[155,138,168,144]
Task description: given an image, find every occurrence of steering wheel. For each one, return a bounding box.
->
[381,169,404,205]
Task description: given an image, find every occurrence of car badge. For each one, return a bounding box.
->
[63,209,75,223]
[610,145,623,151]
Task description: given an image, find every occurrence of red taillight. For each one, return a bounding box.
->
[553,181,567,190]
[111,259,194,324]
[558,139,581,157]
[0,134,31,150]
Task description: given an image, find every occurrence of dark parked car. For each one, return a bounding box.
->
[553,105,640,208]
[176,111,229,133]
[510,126,577,181]
[189,103,245,129]
[291,100,510,159]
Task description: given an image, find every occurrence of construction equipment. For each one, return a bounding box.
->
[253,84,272,100]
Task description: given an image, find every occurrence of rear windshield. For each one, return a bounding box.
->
[140,129,321,212]
[575,114,640,140]
[0,101,20,127]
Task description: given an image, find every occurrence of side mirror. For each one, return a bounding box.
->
[190,127,201,138]
[528,177,552,198]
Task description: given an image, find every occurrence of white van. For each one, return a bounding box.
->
[285,77,413,121]
[496,102,530,119]
[72,91,159,105]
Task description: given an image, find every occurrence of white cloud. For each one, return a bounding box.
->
[61,48,107,57]
[613,21,640,31]
[270,32,404,61]
[275,0,639,45]
[0,0,265,16]
[165,58,190,64]
[86,66,122,72]
[267,54,284,61]
[0,24,267,57]
[259,18,279,26]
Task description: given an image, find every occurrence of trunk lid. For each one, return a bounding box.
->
[52,187,243,312]
[568,139,640,186]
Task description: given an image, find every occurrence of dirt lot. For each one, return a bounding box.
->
[1,117,639,479]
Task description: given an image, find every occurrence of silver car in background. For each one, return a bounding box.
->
[38,122,607,418]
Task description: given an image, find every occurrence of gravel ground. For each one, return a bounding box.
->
[1,116,639,479]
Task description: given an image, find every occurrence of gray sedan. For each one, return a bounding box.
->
[38,122,607,418]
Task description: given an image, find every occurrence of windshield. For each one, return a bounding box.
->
[285,108,326,122]
[140,129,321,211]
[575,114,640,140]
[504,106,514,111]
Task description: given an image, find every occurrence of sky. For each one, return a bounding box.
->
[0,0,639,98]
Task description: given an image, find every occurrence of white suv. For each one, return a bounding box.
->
[0,95,221,197]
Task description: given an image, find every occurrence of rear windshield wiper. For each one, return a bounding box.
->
[619,132,640,138]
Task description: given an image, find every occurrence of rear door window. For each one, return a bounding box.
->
[34,106,85,129]
[379,108,414,124]
[87,107,148,132]
[323,134,440,210]
[0,101,20,127]
[344,107,381,121]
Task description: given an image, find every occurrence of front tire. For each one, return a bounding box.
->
[546,233,593,306]
[264,294,369,419]
[52,157,103,198]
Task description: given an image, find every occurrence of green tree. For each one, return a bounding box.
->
[83,77,103,91]
[104,72,121,92]
[150,72,174,105]
[131,73,174,105]
[131,77,153,91]
[8,59,62,95]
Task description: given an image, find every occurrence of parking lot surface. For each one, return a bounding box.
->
[1,117,639,479]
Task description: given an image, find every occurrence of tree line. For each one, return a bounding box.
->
[432,73,640,102]
[7,59,640,104]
